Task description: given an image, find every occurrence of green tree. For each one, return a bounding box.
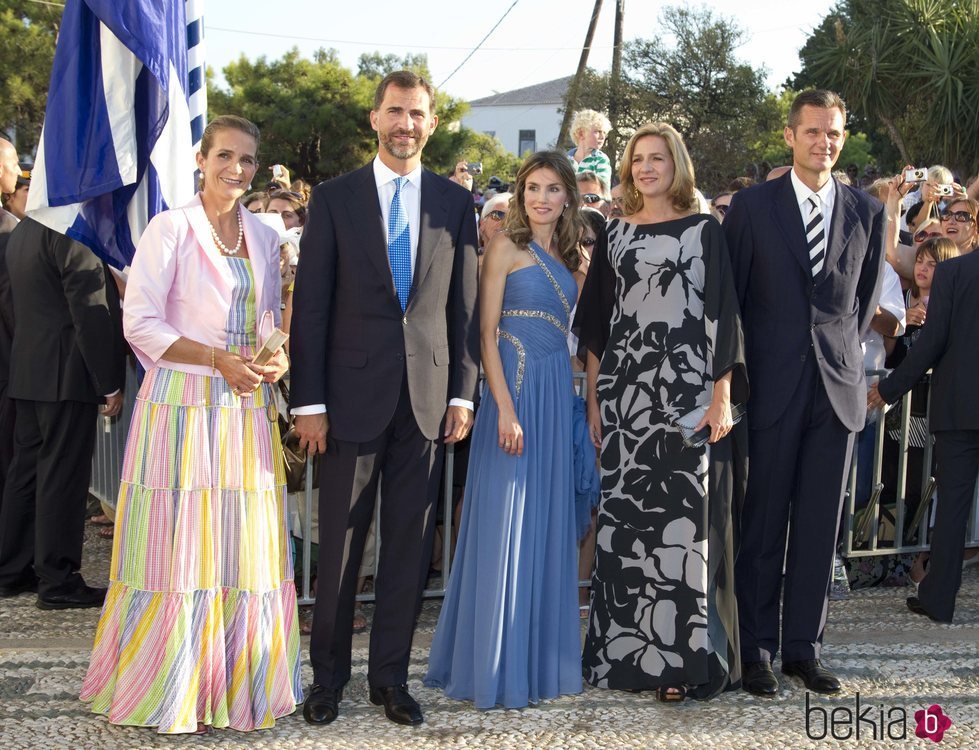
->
[0,1,61,156]
[795,0,979,177]
[568,5,779,193]
[208,48,377,184]
[357,52,431,80]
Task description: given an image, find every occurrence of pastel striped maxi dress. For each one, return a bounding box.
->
[81,257,303,733]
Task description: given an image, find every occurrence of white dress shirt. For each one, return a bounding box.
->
[790,168,836,250]
[293,156,473,416]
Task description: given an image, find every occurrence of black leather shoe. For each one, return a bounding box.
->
[742,660,779,696]
[907,596,951,623]
[303,684,342,725]
[782,659,841,694]
[0,577,38,597]
[36,585,106,610]
[369,684,424,726]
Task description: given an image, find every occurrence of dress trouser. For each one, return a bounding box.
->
[736,356,855,664]
[310,370,445,689]
[917,430,979,622]
[0,399,97,594]
[0,391,14,517]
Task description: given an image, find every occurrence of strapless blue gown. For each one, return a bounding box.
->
[424,242,583,709]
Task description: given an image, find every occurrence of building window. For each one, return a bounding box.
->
[518,129,536,156]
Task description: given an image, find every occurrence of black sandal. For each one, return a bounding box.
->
[656,685,686,702]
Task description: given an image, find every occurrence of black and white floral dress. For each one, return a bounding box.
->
[574,214,747,699]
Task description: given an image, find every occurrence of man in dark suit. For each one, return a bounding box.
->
[724,90,885,696]
[0,218,125,607]
[870,251,979,623]
[0,138,21,505]
[290,70,480,726]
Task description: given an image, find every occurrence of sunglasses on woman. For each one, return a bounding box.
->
[581,193,604,204]
[713,204,730,216]
[913,229,943,244]
[580,237,597,247]
[940,210,975,224]
[485,210,506,221]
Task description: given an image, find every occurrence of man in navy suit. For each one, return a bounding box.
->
[724,90,885,696]
[290,71,480,726]
[870,250,979,624]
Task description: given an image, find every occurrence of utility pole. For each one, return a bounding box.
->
[606,0,625,178]
[557,0,604,148]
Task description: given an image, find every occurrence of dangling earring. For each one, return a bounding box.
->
[564,202,569,208]
[633,186,640,199]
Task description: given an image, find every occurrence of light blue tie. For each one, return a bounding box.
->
[388,176,412,312]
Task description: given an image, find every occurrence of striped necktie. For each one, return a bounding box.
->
[388,176,411,311]
[805,195,826,277]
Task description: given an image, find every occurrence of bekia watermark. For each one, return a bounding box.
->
[805,692,953,742]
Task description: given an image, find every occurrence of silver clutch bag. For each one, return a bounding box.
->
[673,403,745,448]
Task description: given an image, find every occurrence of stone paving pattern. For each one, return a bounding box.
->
[1,522,977,749]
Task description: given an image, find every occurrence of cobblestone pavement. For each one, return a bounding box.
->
[1,523,977,749]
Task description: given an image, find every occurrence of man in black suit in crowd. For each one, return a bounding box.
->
[724,89,885,696]
[0,218,125,607]
[870,250,979,623]
[290,70,480,726]
[0,137,22,506]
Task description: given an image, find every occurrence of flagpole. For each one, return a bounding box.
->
[185,0,207,152]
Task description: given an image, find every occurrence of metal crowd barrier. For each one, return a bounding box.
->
[92,367,979,607]
[841,371,979,558]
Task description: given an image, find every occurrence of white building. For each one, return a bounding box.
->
[462,76,572,157]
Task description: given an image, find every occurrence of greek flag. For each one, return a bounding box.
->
[26,0,206,269]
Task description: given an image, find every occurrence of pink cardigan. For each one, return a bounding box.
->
[124,193,282,375]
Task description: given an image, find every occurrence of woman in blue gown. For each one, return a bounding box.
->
[425,151,588,709]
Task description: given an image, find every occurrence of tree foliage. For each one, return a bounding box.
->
[208,48,377,184]
[208,48,519,186]
[795,0,979,177]
[568,5,780,194]
[0,1,61,156]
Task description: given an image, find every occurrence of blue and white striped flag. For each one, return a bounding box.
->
[26,0,205,269]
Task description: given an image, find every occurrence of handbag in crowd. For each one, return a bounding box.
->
[276,380,319,493]
[673,402,745,448]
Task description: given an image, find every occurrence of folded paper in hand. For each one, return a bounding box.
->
[252,328,289,366]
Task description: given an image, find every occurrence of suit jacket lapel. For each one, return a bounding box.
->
[770,173,813,277]
[344,164,398,303]
[185,193,235,292]
[411,170,448,308]
[821,178,858,280]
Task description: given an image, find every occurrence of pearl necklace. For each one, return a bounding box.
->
[208,210,244,256]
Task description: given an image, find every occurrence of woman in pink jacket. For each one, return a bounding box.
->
[81,116,302,734]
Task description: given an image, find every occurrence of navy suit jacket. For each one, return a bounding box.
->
[724,173,886,433]
[290,162,480,443]
[878,251,979,432]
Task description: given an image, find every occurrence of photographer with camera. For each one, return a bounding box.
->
[448,160,476,193]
